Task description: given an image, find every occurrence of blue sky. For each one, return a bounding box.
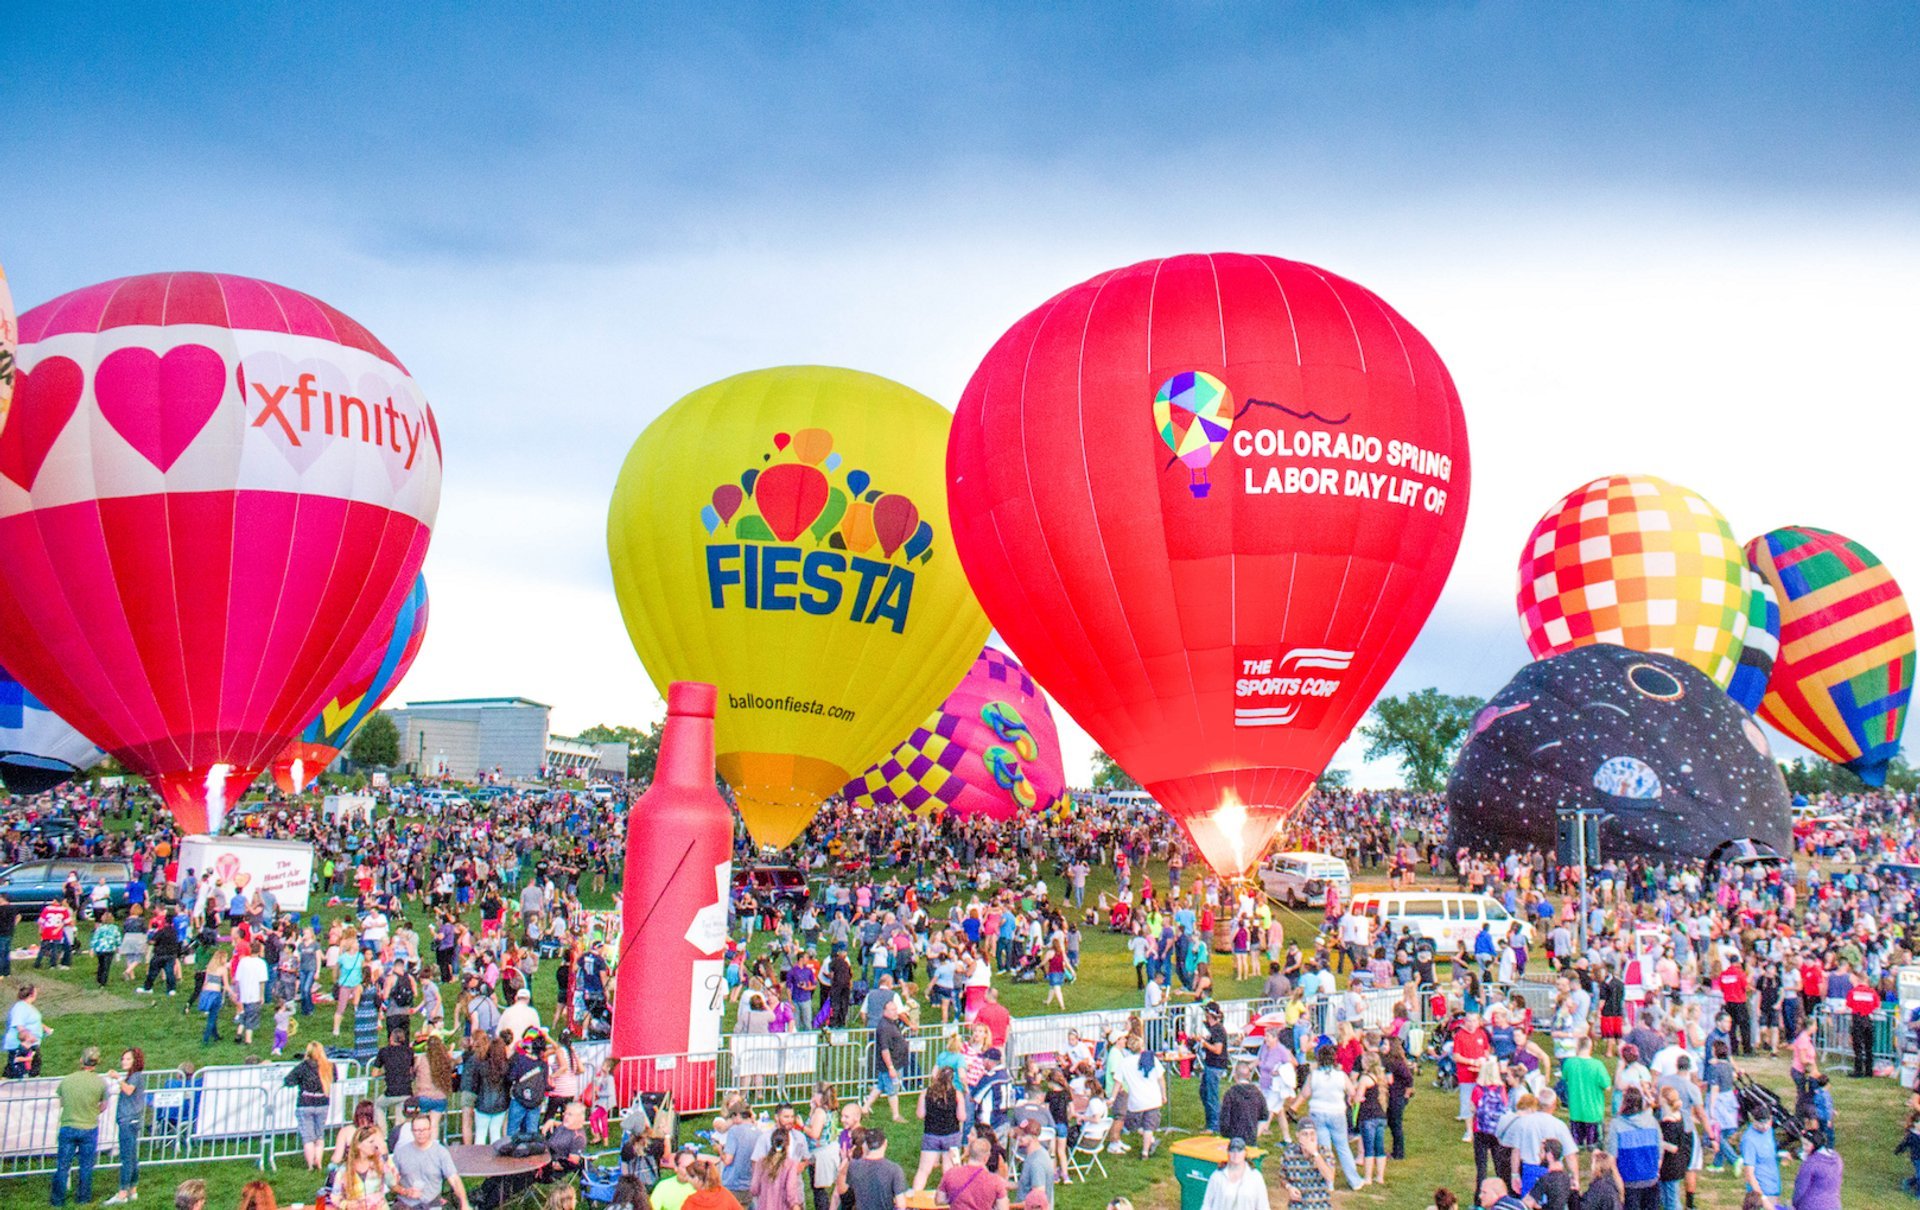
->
[9,3,1918,779]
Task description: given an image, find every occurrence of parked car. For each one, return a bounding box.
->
[731,866,810,907]
[0,859,136,920]
[416,789,472,810]
[1344,890,1534,960]
[1258,851,1353,908]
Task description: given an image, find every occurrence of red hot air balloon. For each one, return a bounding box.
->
[948,253,1470,874]
[0,273,442,832]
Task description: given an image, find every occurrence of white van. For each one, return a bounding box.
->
[1345,891,1533,958]
[1103,790,1157,812]
[1259,851,1352,907]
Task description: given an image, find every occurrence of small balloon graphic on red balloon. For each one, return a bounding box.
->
[1154,370,1234,497]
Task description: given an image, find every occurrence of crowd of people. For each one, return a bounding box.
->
[0,777,1916,1210]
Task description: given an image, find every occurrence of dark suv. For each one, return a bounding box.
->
[0,859,135,920]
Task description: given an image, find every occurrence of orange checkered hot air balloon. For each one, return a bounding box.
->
[1516,475,1752,690]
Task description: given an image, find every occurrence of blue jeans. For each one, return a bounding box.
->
[1658,1179,1681,1210]
[1199,1066,1223,1132]
[118,1121,139,1189]
[201,998,222,1043]
[299,968,316,1015]
[1310,1109,1362,1191]
[508,1100,540,1138]
[52,1125,97,1205]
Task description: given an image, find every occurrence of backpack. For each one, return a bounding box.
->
[390,973,416,1008]
[512,1062,549,1109]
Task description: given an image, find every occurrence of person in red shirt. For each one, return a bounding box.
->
[1845,981,1881,1078]
[1799,959,1827,1005]
[1451,1012,1492,1138]
[973,987,1012,1049]
[1715,961,1753,1056]
[34,901,73,969]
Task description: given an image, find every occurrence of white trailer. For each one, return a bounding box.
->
[177,835,316,912]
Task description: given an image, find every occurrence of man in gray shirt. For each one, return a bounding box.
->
[392,1115,468,1210]
[845,1128,907,1210]
[1013,1122,1056,1205]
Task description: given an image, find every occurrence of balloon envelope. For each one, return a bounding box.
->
[1517,474,1750,689]
[1745,526,1913,786]
[948,253,1470,875]
[1447,645,1791,863]
[608,366,989,848]
[1,261,15,434]
[0,273,442,831]
[843,645,1066,820]
[1726,569,1781,714]
[270,572,429,793]
[0,664,103,795]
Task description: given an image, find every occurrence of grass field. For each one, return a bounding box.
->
[2,851,1913,1208]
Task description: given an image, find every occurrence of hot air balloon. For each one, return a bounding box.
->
[1448,645,1791,863]
[1726,569,1781,714]
[843,645,1066,820]
[1745,526,1914,786]
[0,273,442,832]
[947,253,1470,876]
[270,573,429,793]
[0,664,104,795]
[0,261,16,434]
[1516,475,1750,689]
[608,366,989,848]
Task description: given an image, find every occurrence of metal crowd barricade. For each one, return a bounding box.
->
[0,1064,282,1179]
[1815,1005,1899,1065]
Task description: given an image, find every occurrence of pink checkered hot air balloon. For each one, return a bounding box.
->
[0,272,442,832]
[842,646,1067,820]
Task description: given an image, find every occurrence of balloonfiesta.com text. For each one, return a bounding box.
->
[728,692,856,722]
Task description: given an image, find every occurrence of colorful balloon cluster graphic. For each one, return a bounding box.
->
[698,426,934,563]
[843,646,1066,821]
[1153,370,1234,497]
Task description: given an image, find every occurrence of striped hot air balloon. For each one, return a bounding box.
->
[1727,569,1781,714]
[1745,527,1913,785]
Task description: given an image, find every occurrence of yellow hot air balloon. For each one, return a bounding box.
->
[608,366,989,847]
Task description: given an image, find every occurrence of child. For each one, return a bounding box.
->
[272,1000,296,1057]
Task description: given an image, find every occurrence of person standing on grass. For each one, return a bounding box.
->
[937,1134,1009,1210]
[392,1111,470,1210]
[51,1046,110,1208]
[91,913,123,987]
[1294,1042,1366,1192]
[286,1041,335,1170]
[103,1048,147,1205]
[5,983,47,1077]
[847,1128,909,1210]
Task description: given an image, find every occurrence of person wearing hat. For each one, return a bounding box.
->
[1198,1137,1266,1210]
[1197,1002,1231,1133]
[500,985,542,1043]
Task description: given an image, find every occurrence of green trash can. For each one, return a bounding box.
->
[1170,1136,1265,1210]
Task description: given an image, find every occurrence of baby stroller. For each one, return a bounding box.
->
[1735,1073,1810,1149]
[1423,1011,1464,1091]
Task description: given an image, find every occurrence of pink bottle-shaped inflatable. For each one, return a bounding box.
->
[611,681,732,1108]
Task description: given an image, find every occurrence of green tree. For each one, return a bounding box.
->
[1359,688,1485,793]
[1780,754,1917,796]
[579,721,664,782]
[349,710,401,767]
[1315,768,1351,792]
[1090,749,1139,791]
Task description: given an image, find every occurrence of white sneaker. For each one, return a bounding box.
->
[1106,1143,1129,1154]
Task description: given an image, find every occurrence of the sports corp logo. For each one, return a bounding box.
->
[1233,647,1354,728]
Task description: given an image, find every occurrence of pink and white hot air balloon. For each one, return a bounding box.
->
[0,272,441,832]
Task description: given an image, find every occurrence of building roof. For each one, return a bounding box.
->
[401,696,552,710]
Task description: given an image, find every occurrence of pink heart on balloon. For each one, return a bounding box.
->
[95,343,228,472]
[0,356,84,489]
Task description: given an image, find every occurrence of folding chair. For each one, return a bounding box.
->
[1064,1121,1110,1182]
